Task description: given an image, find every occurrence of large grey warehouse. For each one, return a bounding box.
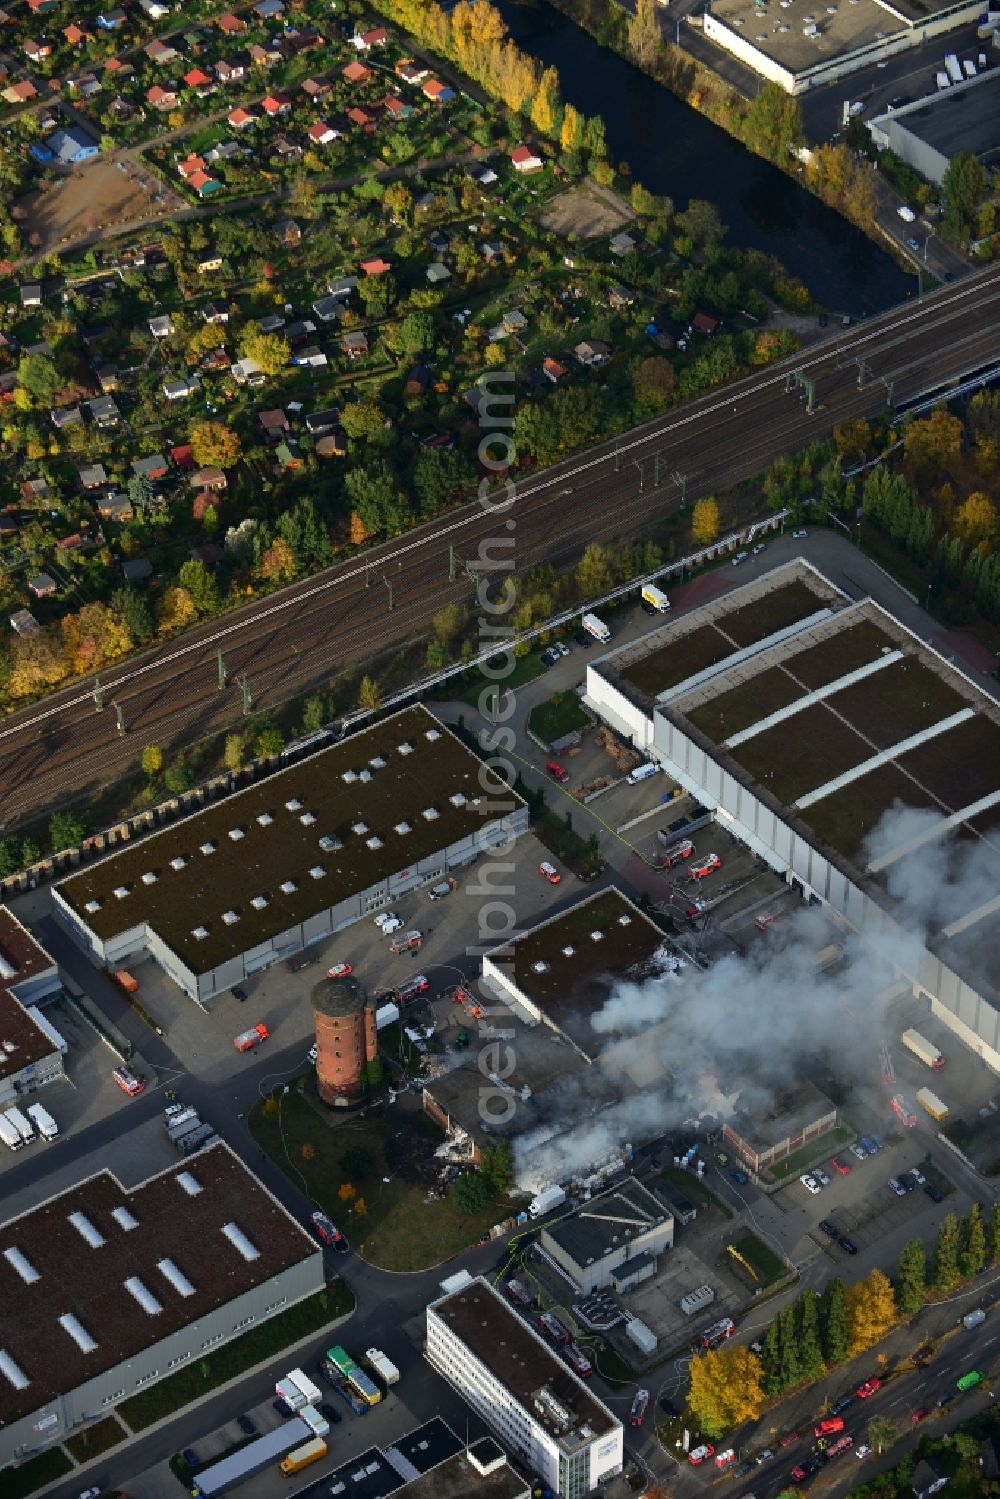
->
[53,705,527,1002]
[584,560,1000,1071]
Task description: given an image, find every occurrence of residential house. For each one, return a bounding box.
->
[132,453,168,480]
[227,105,256,129]
[96,9,127,28]
[24,39,53,62]
[470,164,498,187]
[95,364,118,392]
[691,311,721,337]
[254,0,284,16]
[342,330,369,358]
[360,256,391,276]
[480,239,504,262]
[177,152,207,179]
[19,284,42,308]
[426,263,451,285]
[147,83,178,110]
[28,573,57,599]
[190,542,224,567]
[27,0,58,11]
[183,68,215,95]
[573,338,612,367]
[395,59,429,83]
[189,467,227,491]
[285,319,316,344]
[423,79,455,103]
[188,171,222,198]
[96,491,133,522]
[510,144,543,173]
[230,357,265,386]
[428,228,450,254]
[88,395,120,426]
[197,254,224,273]
[248,41,282,67]
[29,141,53,164]
[342,59,373,84]
[352,26,388,48]
[912,1461,949,1499]
[3,81,38,104]
[307,121,337,146]
[66,73,100,98]
[258,313,286,333]
[346,106,374,130]
[217,10,246,33]
[170,444,195,470]
[10,610,40,636]
[383,94,412,121]
[21,478,49,504]
[78,463,108,489]
[138,0,170,17]
[202,301,229,325]
[200,349,230,372]
[206,140,240,164]
[301,77,333,101]
[163,375,199,401]
[51,405,83,430]
[258,408,289,440]
[327,276,358,299]
[145,38,178,64]
[542,355,569,384]
[121,556,153,584]
[48,127,100,165]
[215,57,247,84]
[274,438,302,469]
[502,308,528,335]
[63,23,92,46]
[608,284,635,310]
[261,93,292,116]
[609,231,637,257]
[305,407,339,436]
[281,28,323,57]
[404,366,429,398]
[310,296,342,324]
[315,430,347,458]
[273,134,302,160]
[105,58,135,80]
[148,315,175,339]
[291,346,327,369]
[275,218,301,246]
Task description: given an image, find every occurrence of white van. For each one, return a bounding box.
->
[26,1103,57,1140]
[626,763,659,785]
[897,205,916,222]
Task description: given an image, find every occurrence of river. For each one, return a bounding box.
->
[496,0,914,315]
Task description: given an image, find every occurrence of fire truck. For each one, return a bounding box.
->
[688,853,721,881]
[699,1316,735,1349]
[659,838,695,868]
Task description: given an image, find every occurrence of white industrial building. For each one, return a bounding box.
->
[0,908,64,1109]
[53,706,527,1003]
[868,70,1000,185]
[426,1277,624,1498]
[540,1179,674,1294]
[583,560,1000,1071]
[0,1142,323,1468]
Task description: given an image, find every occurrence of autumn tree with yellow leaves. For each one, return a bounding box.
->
[687,1345,765,1438]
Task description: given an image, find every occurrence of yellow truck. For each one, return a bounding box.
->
[279,1437,327,1475]
[916,1087,949,1121]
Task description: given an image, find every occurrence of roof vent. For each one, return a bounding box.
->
[59,1314,97,1354]
[369,756,387,769]
[170,856,186,871]
[426,729,441,741]
[251,895,268,911]
[422,807,440,821]
[113,885,129,900]
[309,865,325,879]
[352,821,368,836]
[532,960,549,973]
[85,899,101,914]
[562,946,575,957]
[257,812,273,827]
[200,841,216,856]
[68,1212,105,1248]
[111,1206,138,1230]
[395,821,411,835]
[366,836,383,850]
[0,1350,29,1390]
[222,1221,260,1261]
[319,835,342,852]
[300,812,316,826]
[124,1277,163,1316]
[157,1257,195,1297]
[449,792,467,807]
[342,769,358,783]
[3,1246,39,1284]
[286,797,303,811]
[358,768,372,783]
[192,926,209,941]
[222,910,239,925]
[280,880,297,894]
[141,871,157,885]
[591,930,604,942]
[228,827,245,841]
[176,1171,202,1196]
[618,914,631,926]
[398,742,413,755]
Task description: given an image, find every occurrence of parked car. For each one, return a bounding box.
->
[925,1183,944,1203]
[791,1457,822,1481]
[381,916,403,935]
[310,1210,348,1251]
[181,1449,200,1469]
[374,911,400,930]
[800,1174,821,1194]
[236,1415,256,1436]
[911,1407,930,1424]
[539,861,562,884]
[553,639,571,657]
[792,529,808,539]
[319,1400,342,1425]
[906,237,920,251]
[856,1377,881,1399]
[688,1444,715,1465]
[839,1236,859,1255]
[831,1155,851,1175]
[752,543,766,556]
[629,1389,650,1426]
[546,760,570,784]
[326,962,353,979]
[818,1220,839,1237]
[829,1394,855,1416]
[913,1344,934,1367]
[733,1461,753,1478]
[574,631,592,647]
[732,551,750,566]
[860,1134,881,1154]
[778,1431,800,1448]
[850,1142,868,1160]
[813,1167,831,1187]
[910,1167,927,1185]
[231,986,248,1002]
[755,1449,774,1465]
[888,1177,907,1196]
[730,1169,749,1185]
[540,647,560,667]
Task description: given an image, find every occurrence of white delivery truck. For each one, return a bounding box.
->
[298,1404,330,1438]
[581,612,611,644]
[0,1114,22,1150]
[641,584,670,613]
[945,53,963,82]
[26,1102,57,1140]
[286,1367,323,1408]
[901,1029,945,1070]
[365,1348,400,1386]
[4,1106,34,1145]
[897,205,916,222]
[626,762,659,785]
[936,70,952,88]
[528,1184,567,1219]
[276,1377,306,1411]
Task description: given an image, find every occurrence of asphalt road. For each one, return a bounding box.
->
[2,268,1000,830]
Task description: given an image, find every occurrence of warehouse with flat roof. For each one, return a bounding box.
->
[0,1141,322,1467]
[540,1178,674,1293]
[426,1277,623,1497]
[0,906,64,1109]
[53,706,527,1002]
[868,71,1000,184]
[584,561,1000,1071]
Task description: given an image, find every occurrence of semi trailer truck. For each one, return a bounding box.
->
[901,1030,945,1070]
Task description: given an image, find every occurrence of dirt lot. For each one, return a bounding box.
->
[540,179,634,239]
[21,161,159,252]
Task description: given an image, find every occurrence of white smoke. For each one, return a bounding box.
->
[512,803,1000,1191]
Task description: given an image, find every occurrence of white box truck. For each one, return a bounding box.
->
[581,612,611,644]
[0,1114,22,1150]
[916,1087,949,1121]
[26,1102,57,1140]
[902,1029,945,1070]
[365,1348,400,1386]
[897,205,916,222]
[276,1377,306,1411]
[641,584,670,613]
[298,1403,330,1438]
[626,762,658,785]
[936,70,952,87]
[945,53,963,82]
[4,1106,34,1144]
[528,1184,567,1219]
[286,1367,323,1408]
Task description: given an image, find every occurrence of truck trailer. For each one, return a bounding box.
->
[901,1029,945,1070]
[276,1377,306,1411]
[916,1087,949,1121]
[25,1102,57,1140]
[298,1404,330,1437]
[528,1184,567,1219]
[365,1348,400,1386]
[945,53,964,82]
[286,1367,323,1407]
[580,612,611,644]
[192,1418,311,1498]
[0,1114,22,1150]
[279,1437,327,1475]
[3,1106,34,1144]
[641,584,670,613]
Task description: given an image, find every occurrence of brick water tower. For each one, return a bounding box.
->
[311,973,377,1108]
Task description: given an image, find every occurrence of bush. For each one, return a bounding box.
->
[449,1171,495,1214]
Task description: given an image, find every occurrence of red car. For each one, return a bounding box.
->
[831,1155,851,1175]
[546,761,570,784]
[778,1432,800,1448]
[856,1378,881,1400]
[815,1418,845,1437]
[326,962,353,979]
[911,1407,930,1425]
[539,861,562,884]
[687,1443,714,1466]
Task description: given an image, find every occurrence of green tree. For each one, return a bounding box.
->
[413,445,474,517]
[691,496,720,545]
[687,1345,765,1438]
[895,1239,926,1317]
[631,355,677,412]
[820,1276,850,1365]
[238,327,290,375]
[164,759,193,794]
[941,152,988,239]
[177,558,219,615]
[364,1055,383,1088]
[254,724,284,758]
[867,1414,899,1455]
[676,198,727,249]
[386,310,435,358]
[742,81,804,163]
[17,353,63,406]
[933,1211,961,1294]
[49,809,86,851]
[449,1171,495,1213]
[223,732,244,772]
[759,1315,783,1396]
[480,1142,514,1193]
[577,542,615,597]
[112,587,154,646]
[989,1201,1000,1263]
[796,1290,826,1382]
[301,694,326,734]
[959,1202,986,1278]
[340,400,386,439]
[778,1304,800,1388]
[358,675,381,712]
[140,744,163,779]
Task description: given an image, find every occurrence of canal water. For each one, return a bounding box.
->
[497,0,914,315]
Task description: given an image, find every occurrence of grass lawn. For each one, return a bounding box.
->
[65,1415,126,1463]
[118,1278,353,1432]
[527,691,590,746]
[770,1123,856,1180]
[4,1448,72,1499]
[249,1090,525,1271]
[726,1233,787,1286]
[442,650,547,708]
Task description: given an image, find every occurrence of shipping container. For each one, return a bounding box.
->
[945,53,964,82]
[279,1437,327,1475]
[680,1285,716,1316]
[916,1087,949,1120]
